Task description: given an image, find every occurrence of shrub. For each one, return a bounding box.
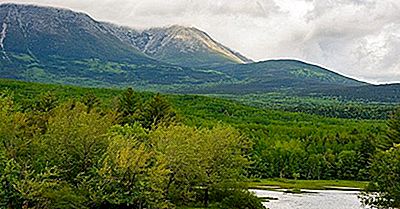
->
[216,189,265,209]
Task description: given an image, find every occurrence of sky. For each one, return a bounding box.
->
[2,0,400,84]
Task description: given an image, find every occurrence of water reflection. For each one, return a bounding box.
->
[251,189,368,209]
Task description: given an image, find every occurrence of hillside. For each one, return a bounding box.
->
[182,59,365,94]
[0,3,230,88]
[1,3,399,104]
[311,83,400,103]
[106,24,251,67]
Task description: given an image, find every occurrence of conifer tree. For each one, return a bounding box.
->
[117,88,141,125]
[141,93,176,129]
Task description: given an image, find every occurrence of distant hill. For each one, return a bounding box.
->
[312,83,400,103]
[183,59,366,94]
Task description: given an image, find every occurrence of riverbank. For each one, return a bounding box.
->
[254,189,366,209]
[248,178,368,191]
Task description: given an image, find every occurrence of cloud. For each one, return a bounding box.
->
[298,0,400,83]
[1,0,400,83]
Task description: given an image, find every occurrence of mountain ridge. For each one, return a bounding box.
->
[102,23,252,67]
[0,3,250,66]
[186,59,366,94]
[0,3,234,88]
[2,3,398,102]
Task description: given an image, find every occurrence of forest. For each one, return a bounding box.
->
[0,79,399,208]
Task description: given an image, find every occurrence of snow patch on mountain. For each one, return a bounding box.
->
[0,22,7,50]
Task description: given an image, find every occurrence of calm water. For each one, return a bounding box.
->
[251,189,368,209]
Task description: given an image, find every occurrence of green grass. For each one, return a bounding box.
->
[248,178,368,190]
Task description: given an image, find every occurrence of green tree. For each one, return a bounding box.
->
[151,125,203,204]
[196,125,250,207]
[0,153,84,209]
[336,150,360,180]
[0,157,23,208]
[32,92,58,113]
[151,125,250,207]
[117,88,141,125]
[386,107,400,147]
[27,92,58,134]
[91,125,170,209]
[41,102,115,182]
[82,92,100,113]
[0,93,35,165]
[141,93,176,129]
[362,108,400,208]
[361,145,400,208]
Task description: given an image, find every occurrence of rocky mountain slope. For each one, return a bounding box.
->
[2,3,397,101]
[0,3,230,88]
[104,24,251,67]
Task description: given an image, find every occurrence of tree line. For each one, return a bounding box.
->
[0,84,399,208]
[0,89,264,209]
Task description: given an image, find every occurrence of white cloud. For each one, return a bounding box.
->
[1,0,399,83]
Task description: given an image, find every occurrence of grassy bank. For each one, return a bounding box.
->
[248,178,368,190]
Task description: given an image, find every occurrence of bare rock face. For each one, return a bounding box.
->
[0,3,366,95]
[0,3,231,88]
[0,3,151,62]
[0,3,250,68]
[143,25,252,66]
[105,24,252,67]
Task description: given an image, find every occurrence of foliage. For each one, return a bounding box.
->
[361,145,400,208]
[141,93,177,129]
[386,107,400,147]
[1,80,399,208]
[41,102,115,182]
[90,127,170,208]
[117,88,141,125]
[0,80,389,182]
[362,108,400,208]
[0,88,259,208]
[82,92,101,113]
[151,125,250,207]
[215,93,397,120]
[214,189,265,209]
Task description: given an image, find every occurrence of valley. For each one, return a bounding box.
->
[0,3,399,209]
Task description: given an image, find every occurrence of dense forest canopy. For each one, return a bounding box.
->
[0,79,399,208]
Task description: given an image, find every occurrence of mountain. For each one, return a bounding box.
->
[0,3,230,88]
[0,4,151,63]
[183,59,366,94]
[1,3,399,103]
[104,24,252,67]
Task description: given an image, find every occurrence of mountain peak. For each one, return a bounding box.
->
[165,24,190,30]
[105,23,252,67]
[0,3,151,62]
[1,3,251,67]
[129,25,252,67]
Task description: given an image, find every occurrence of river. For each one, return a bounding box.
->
[251,189,369,209]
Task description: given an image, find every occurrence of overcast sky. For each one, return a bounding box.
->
[3,0,400,83]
